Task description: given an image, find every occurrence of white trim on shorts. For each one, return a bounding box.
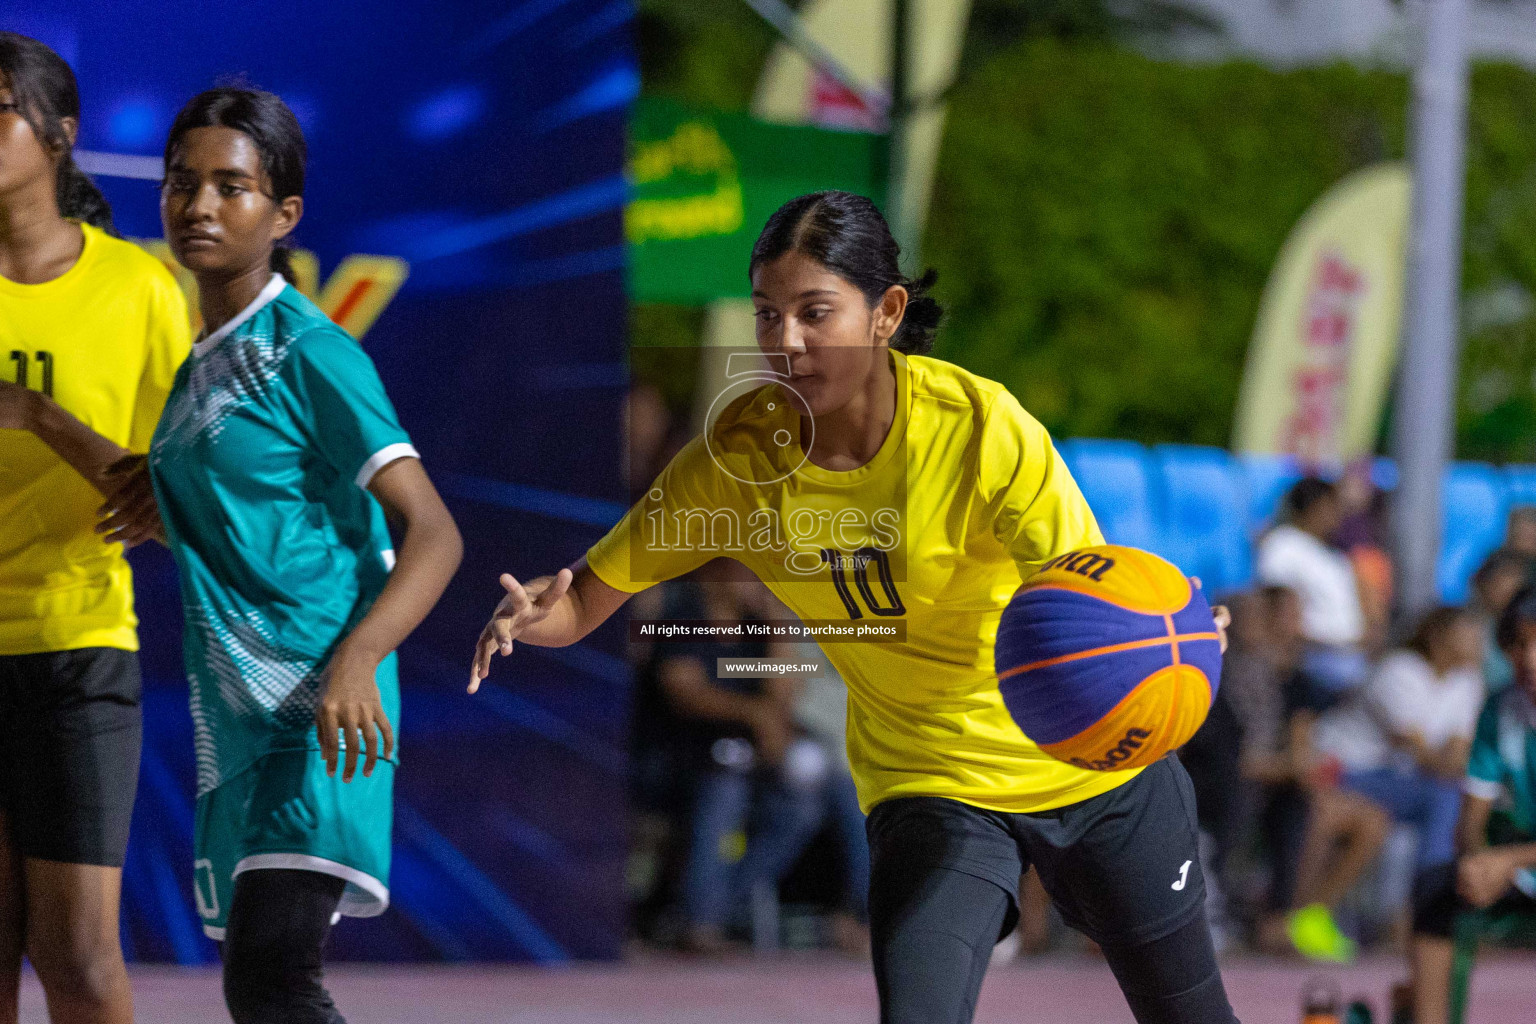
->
[233,853,391,917]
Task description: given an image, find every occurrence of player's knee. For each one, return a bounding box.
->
[1103,917,1238,1024]
[874,927,993,1024]
[27,932,125,1007]
[1130,969,1240,1024]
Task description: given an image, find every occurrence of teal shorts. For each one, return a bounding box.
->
[193,747,394,940]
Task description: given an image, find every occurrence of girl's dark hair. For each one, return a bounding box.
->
[1283,477,1337,521]
[1473,547,1533,596]
[0,32,114,232]
[748,190,942,354]
[165,87,305,283]
[1497,584,1536,651]
[1405,605,1475,661]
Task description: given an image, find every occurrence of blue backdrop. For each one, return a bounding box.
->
[14,0,635,963]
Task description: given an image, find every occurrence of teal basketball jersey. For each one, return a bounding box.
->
[1466,685,1536,895]
[150,274,414,795]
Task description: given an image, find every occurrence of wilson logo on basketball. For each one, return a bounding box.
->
[1038,551,1116,582]
[1068,727,1152,772]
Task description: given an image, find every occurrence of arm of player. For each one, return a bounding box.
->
[1454,793,1536,908]
[469,431,722,690]
[0,381,132,493]
[318,456,463,782]
[96,454,165,548]
[97,276,191,548]
[468,561,631,692]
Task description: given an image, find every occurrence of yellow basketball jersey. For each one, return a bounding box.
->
[0,224,191,654]
[588,349,1142,814]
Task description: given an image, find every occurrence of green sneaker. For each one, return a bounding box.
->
[1288,903,1357,963]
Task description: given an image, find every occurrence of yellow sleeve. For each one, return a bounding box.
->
[586,435,725,593]
[978,389,1104,575]
[127,267,192,453]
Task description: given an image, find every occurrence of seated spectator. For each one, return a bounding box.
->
[1312,608,1486,911]
[732,641,871,955]
[1504,505,1536,559]
[1334,460,1394,654]
[1181,591,1256,947]
[626,578,696,942]
[1202,585,1388,962]
[624,382,674,500]
[1257,477,1369,708]
[649,559,802,953]
[1470,549,1533,695]
[1404,587,1536,1024]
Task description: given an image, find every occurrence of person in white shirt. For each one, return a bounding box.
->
[1312,606,1486,873]
[1257,478,1368,707]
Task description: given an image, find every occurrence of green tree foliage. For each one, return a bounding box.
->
[633,8,1536,461]
[960,0,1219,79]
[636,0,796,111]
[926,41,1536,460]
[1457,63,1536,460]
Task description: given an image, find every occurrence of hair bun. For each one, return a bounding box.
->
[894,268,943,355]
[57,159,116,234]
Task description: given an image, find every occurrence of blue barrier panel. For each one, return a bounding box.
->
[1057,438,1162,552]
[1440,463,1508,604]
[1064,440,1528,606]
[1151,445,1252,598]
[1502,465,1536,512]
[1236,452,1303,539]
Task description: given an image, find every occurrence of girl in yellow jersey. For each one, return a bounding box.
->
[470,192,1238,1024]
[0,33,190,1024]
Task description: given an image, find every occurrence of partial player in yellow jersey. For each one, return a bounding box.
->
[0,34,190,1024]
[470,191,1238,1024]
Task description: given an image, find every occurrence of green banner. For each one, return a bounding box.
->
[627,98,886,304]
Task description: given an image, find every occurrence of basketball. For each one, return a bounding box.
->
[995,545,1223,772]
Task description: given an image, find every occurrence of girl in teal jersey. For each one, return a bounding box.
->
[108,88,461,1024]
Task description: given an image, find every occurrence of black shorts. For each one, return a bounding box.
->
[0,647,142,867]
[866,756,1206,948]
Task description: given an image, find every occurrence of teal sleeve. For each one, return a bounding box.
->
[1466,696,1505,788]
[284,326,415,488]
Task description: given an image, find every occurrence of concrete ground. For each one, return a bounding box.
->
[16,953,1536,1022]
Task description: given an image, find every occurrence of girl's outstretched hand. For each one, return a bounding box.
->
[1191,576,1231,654]
[469,568,573,692]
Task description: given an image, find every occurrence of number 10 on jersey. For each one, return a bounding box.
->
[819,547,905,619]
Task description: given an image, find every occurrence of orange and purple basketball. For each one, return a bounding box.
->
[994,544,1222,772]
